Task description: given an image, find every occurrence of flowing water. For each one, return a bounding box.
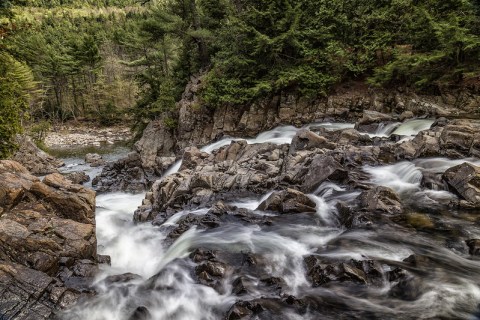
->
[61,119,480,320]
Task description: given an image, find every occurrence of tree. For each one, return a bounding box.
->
[0,53,35,158]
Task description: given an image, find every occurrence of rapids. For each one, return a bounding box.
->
[61,119,480,320]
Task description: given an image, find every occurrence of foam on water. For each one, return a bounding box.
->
[364,162,423,194]
[62,121,480,320]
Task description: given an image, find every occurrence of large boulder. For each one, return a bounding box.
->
[257,188,317,214]
[443,162,480,207]
[11,135,64,175]
[301,155,348,192]
[439,121,480,158]
[92,152,175,193]
[0,160,99,319]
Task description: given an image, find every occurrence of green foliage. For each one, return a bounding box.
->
[98,101,122,126]
[5,2,144,123]
[163,116,177,129]
[29,120,51,144]
[4,0,480,142]
[0,53,35,159]
[199,0,480,105]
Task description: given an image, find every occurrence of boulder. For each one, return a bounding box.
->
[439,122,478,158]
[256,189,316,214]
[30,173,96,224]
[92,152,175,193]
[355,111,392,133]
[85,153,105,167]
[465,239,480,256]
[289,129,335,154]
[11,135,64,175]
[358,186,403,215]
[301,155,348,192]
[443,162,480,207]
[64,171,90,185]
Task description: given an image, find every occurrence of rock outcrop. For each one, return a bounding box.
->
[11,135,64,175]
[92,152,176,193]
[0,160,99,319]
[139,78,480,160]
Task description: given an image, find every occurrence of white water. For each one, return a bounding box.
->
[368,119,435,138]
[391,119,435,136]
[62,122,480,320]
[202,123,354,154]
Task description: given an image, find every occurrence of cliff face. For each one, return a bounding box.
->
[137,77,480,165]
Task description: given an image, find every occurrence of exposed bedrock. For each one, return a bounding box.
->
[0,160,101,319]
[92,75,480,193]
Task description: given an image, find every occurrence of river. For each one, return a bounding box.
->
[59,119,480,320]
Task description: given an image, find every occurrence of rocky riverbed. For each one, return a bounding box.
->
[3,83,480,319]
[45,124,132,149]
[55,114,480,320]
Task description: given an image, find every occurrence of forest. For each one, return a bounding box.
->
[1,0,479,158]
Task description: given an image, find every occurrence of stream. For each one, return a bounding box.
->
[60,119,480,320]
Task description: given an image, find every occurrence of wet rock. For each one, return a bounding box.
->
[358,186,403,215]
[289,129,335,154]
[439,121,479,158]
[207,201,231,216]
[232,276,251,295]
[168,213,221,239]
[443,162,480,207]
[97,254,111,265]
[195,260,228,290]
[256,188,316,214]
[355,111,392,133]
[465,239,480,256]
[72,259,97,277]
[11,135,64,175]
[92,152,155,193]
[85,153,105,167]
[226,301,254,319]
[304,256,371,286]
[389,274,425,301]
[128,306,152,320]
[64,171,90,185]
[301,155,348,192]
[103,273,142,285]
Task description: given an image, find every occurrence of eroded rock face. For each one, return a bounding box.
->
[11,135,64,175]
[134,119,176,167]
[0,161,98,319]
